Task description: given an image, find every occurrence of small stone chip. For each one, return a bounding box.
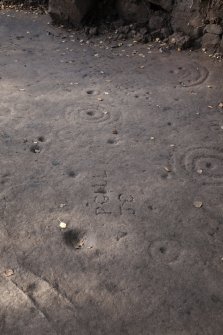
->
[59,203,66,208]
[164,166,171,172]
[193,201,203,208]
[197,169,203,174]
[219,102,223,108]
[4,269,14,277]
[59,221,67,229]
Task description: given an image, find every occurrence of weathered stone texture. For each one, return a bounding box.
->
[116,0,151,22]
[48,0,94,24]
[46,0,223,52]
[202,33,221,51]
[205,24,223,35]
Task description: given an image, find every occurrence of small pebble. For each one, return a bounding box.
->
[193,201,203,208]
[59,221,67,229]
[4,269,14,277]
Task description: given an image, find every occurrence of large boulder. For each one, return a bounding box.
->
[115,0,151,22]
[46,0,223,53]
[171,0,202,36]
[202,32,221,51]
[2,0,47,4]
[220,37,223,53]
[206,0,223,22]
[149,0,173,12]
[171,0,223,37]
[115,0,173,22]
[171,0,223,53]
[204,24,223,35]
[48,0,94,24]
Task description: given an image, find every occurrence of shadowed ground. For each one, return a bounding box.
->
[0,8,223,335]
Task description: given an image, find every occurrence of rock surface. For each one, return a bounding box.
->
[2,0,47,4]
[7,0,218,52]
[149,0,173,12]
[116,0,151,22]
[48,0,94,24]
[45,0,223,52]
[220,37,223,52]
[202,33,221,51]
[169,32,192,50]
[0,8,223,335]
[205,24,223,35]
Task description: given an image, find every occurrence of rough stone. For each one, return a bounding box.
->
[171,0,202,36]
[89,26,98,36]
[31,0,223,53]
[149,14,165,31]
[48,0,94,24]
[149,0,173,12]
[1,9,223,335]
[170,0,223,52]
[219,37,223,53]
[204,24,223,35]
[116,0,151,23]
[169,32,192,50]
[118,25,130,35]
[160,27,171,39]
[206,0,223,23]
[188,26,204,40]
[202,32,221,51]
[189,16,204,29]
[2,0,47,3]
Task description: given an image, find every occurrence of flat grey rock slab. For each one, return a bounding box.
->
[0,9,223,335]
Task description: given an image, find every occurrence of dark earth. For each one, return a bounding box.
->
[0,6,223,335]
